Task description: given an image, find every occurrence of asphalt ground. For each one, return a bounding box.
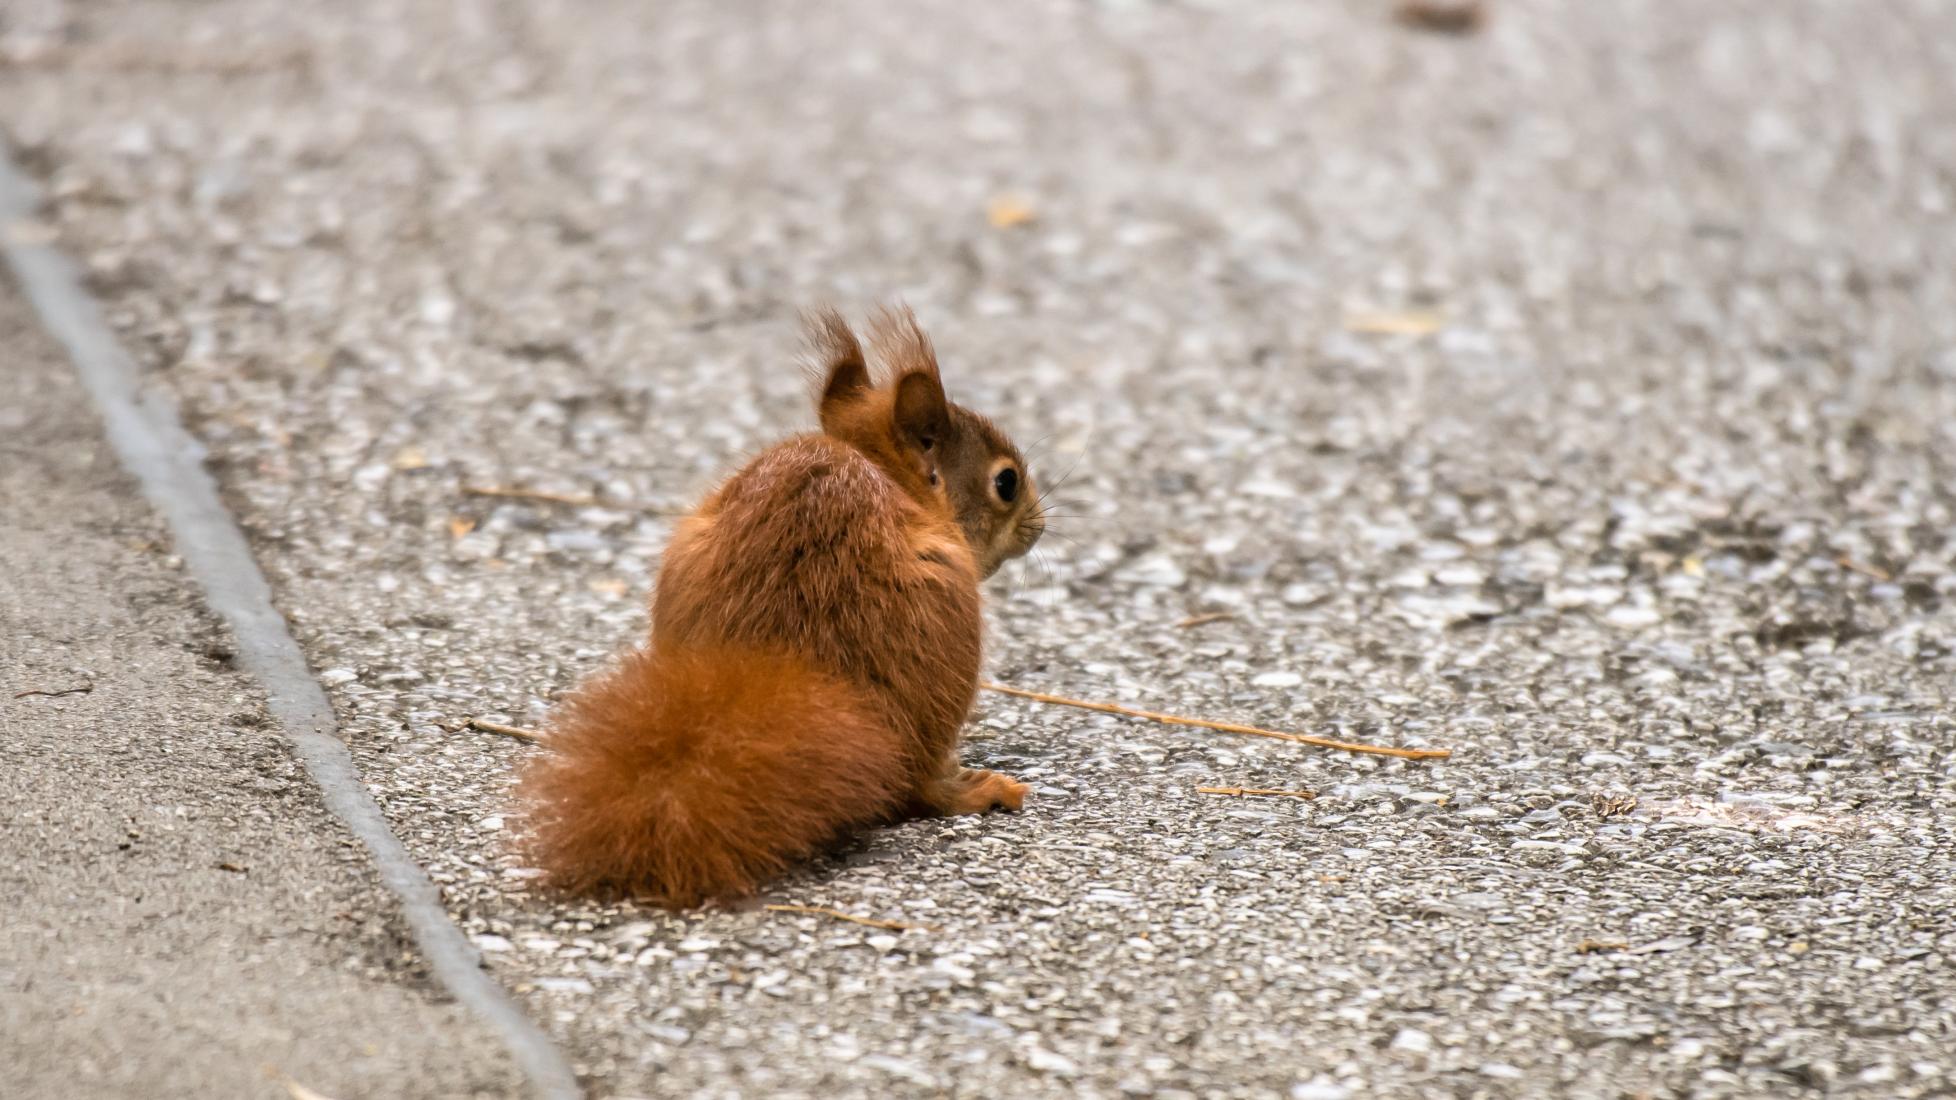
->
[3,1,1954,1097]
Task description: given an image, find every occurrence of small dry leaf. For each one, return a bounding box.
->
[447,517,477,539]
[1344,309,1447,337]
[390,446,429,471]
[1592,793,1638,819]
[214,861,248,874]
[1679,556,1704,576]
[1576,939,1629,954]
[588,578,630,597]
[986,195,1037,229]
[283,1078,342,1100]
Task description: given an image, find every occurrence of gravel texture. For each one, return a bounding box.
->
[5,1,1955,1096]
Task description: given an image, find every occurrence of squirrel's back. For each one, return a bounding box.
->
[655,434,984,765]
[666,433,947,614]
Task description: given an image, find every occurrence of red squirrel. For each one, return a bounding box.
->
[518,307,1046,907]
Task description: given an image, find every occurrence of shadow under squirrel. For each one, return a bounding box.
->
[518,307,1047,908]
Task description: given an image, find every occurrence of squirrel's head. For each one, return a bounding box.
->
[807,306,1045,578]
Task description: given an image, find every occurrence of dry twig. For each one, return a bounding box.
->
[1395,0,1485,35]
[462,484,677,515]
[765,904,935,932]
[13,682,94,699]
[1197,786,1316,801]
[1836,555,1892,582]
[460,683,1449,761]
[0,41,315,77]
[1576,939,1629,954]
[467,717,546,744]
[462,485,605,508]
[1174,612,1236,629]
[980,683,1451,760]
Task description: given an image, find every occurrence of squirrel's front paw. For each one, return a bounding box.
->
[925,767,1030,816]
[976,771,1028,812]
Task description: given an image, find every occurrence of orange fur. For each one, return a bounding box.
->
[516,307,1044,907]
[517,646,910,907]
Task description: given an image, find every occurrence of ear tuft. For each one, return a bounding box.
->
[867,303,940,382]
[805,307,870,425]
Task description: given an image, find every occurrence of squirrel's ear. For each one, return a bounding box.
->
[892,369,951,455]
[806,308,870,428]
[821,356,871,409]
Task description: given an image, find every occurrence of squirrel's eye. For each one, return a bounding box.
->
[993,467,1019,503]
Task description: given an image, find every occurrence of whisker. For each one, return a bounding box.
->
[1034,442,1089,507]
[1035,473,1074,508]
[1041,546,1069,601]
[1026,546,1058,605]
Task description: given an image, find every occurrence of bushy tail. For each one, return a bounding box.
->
[516,646,912,908]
